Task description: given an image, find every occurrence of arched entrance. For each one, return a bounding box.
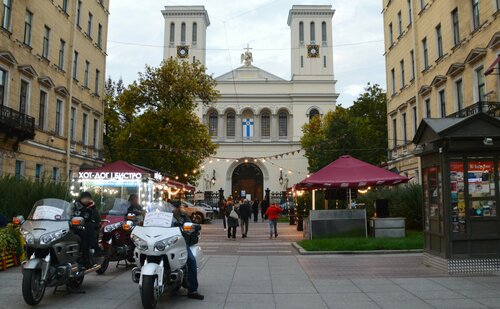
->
[231,163,263,200]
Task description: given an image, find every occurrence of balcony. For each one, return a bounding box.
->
[447,101,500,118]
[0,104,35,149]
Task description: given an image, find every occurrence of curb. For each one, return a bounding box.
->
[292,242,423,255]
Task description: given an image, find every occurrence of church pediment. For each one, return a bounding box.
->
[216,65,286,82]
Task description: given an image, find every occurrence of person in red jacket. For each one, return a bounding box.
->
[265,204,282,239]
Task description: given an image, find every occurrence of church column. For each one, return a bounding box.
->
[236,112,243,142]
[271,113,278,141]
[218,113,224,140]
[253,113,260,141]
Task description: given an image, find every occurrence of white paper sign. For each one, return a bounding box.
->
[32,206,64,220]
[144,212,173,227]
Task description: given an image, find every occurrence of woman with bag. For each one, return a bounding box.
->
[225,200,240,239]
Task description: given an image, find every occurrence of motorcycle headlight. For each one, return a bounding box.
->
[104,222,122,233]
[40,229,68,245]
[154,236,180,252]
[131,234,148,251]
[21,230,35,245]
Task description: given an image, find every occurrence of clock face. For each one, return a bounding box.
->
[307,45,320,58]
[177,45,189,58]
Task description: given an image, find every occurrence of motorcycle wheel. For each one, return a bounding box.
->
[22,269,46,305]
[96,257,109,275]
[67,274,84,289]
[191,212,204,224]
[141,275,158,309]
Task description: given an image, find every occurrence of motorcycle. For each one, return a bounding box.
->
[130,203,203,309]
[14,198,104,305]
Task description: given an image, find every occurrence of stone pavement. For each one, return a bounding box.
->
[1,220,499,308]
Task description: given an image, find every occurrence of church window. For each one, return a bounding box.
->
[261,112,270,137]
[309,109,320,121]
[299,22,304,44]
[321,22,327,45]
[192,22,197,45]
[323,56,327,68]
[300,56,304,68]
[209,111,217,137]
[310,22,316,43]
[279,112,288,137]
[169,23,175,45]
[226,112,235,137]
[181,22,186,44]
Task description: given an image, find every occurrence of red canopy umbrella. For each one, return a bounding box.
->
[81,160,149,175]
[295,155,409,190]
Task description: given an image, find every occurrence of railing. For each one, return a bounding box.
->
[447,101,500,118]
[0,104,35,139]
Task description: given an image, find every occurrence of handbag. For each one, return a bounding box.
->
[229,208,239,219]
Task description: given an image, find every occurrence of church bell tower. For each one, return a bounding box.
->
[162,6,210,66]
[288,5,335,81]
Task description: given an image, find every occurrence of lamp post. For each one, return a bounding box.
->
[279,170,283,186]
[211,169,216,186]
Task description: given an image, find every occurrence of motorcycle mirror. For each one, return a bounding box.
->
[123,221,134,231]
[71,216,84,227]
[183,222,194,231]
[12,215,24,226]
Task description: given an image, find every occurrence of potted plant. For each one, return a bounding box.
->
[0,223,21,270]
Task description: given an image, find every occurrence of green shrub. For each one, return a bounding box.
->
[0,223,21,254]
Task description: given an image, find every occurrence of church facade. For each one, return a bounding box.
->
[162,5,339,199]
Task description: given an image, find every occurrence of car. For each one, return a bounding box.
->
[180,200,214,224]
[195,201,219,215]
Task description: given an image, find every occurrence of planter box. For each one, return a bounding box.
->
[1,250,19,271]
[369,217,405,238]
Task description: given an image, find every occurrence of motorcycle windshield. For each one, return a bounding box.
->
[142,202,176,228]
[28,198,73,221]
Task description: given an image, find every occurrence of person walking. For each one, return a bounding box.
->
[239,199,251,238]
[265,203,282,239]
[220,198,228,231]
[225,200,239,239]
[261,199,269,222]
[252,199,260,222]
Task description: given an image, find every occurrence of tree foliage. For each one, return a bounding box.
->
[301,83,388,172]
[103,59,218,184]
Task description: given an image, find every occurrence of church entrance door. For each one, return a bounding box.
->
[231,163,263,201]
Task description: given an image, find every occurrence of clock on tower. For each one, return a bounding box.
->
[177,45,189,58]
[307,45,320,58]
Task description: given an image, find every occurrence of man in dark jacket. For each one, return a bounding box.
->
[261,199,269,221]
[239,199,252,238]
[252,199,260,222]
[73,191,101,268]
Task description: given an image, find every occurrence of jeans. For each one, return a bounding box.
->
[186,245,198,293]
[240,218,249,236]
[268,219,278,237]
[227,226,236,238]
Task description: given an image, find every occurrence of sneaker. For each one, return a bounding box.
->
[187,292,204,300]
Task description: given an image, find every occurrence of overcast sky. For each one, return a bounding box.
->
[106,0,385,107]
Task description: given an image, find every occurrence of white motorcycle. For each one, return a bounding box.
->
[130,204,203,309]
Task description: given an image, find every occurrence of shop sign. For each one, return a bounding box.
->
[79,172,143,180]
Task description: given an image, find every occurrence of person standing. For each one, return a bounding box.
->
[239,199,251,238]
[265,203,282,239]
[220,198,228,231]
[261,199,269,222]
[252,199,260,222]
[225,200,239,239]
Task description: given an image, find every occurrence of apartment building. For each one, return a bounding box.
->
[0,0,109,180]
[382,0,500,181]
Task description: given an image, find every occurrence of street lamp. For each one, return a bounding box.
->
[211,169,216,185]
[279,170,283,185]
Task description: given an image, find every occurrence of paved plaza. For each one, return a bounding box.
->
[1,220,499,309]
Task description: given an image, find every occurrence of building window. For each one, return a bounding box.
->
[408,0,412,24]
[410,49,415,80]
[226,112,235,137]
[425,98,431,118]
[412,106,417,136]
[62,0,68,13]
[323,56,327,68]
[400,59,405,87]
[95,69,100,94]
[438,90,446,117]
[397,11,402,36]
[0,68,6,106]
[38,90,47,130]
[93,118,98,147]
[42,26,51,59]
[70,106,76,141]
[58,39,65,69]
[309,108,320,121]
[87,12,93,38]
[451,8,460,46]
[23,10,33,46]
[35,164,43,180]
[279,112,288,137]
[84,61,90,87]
[2,0,12,30]
[72,51,79,80]
[82,113,88,144]
[390,68,396,95]
[475,65,485,101]
[402,112,407,144]
[422,37,429,70]
[310,22,315,43]
[321,21,327,45]
[180,22,186,44]
[261,112,270,137]
[169,22,175,45]
[97,24,103,48]
[208,111,217,137]
[300,56,304,68]
[55,99,63,135]
[52,167,60,182]
[389,23,393,45]
[76,1,82,27]
[299,21,304,44]
[435,24,443,59]
[15,160,24,179]
[420,0,425,11]
[471,0,480,30]
[455,79,464,111]
[19,80,29,114]
[392,118,397,149]
[192,22,197,44]
[496,0,500,11]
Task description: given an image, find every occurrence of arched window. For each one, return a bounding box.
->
[208,111,218,137]
[310,21,315,43]
[169,22,175,45]
[261,112,270,137]
[309,108,320,121]
[299,21,304,44]
[226,112,235,137]
[321,22,327,44]
[192,22,197,44]
[180,22,186,44]
[279,112,288,137]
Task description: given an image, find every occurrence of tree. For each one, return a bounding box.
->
[104,59,218,184]
[301,83,388,173]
